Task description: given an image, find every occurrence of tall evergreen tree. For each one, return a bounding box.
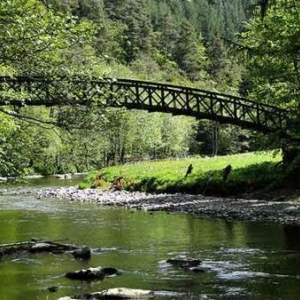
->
[77,0,104,22]
[104,0,152,62]
[174,19,207,80]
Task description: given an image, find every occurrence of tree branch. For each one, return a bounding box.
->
[0,107,58,129]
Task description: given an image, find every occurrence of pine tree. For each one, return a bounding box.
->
[104,0,152,62]
[77,0,104,22]
[174,19,207,80]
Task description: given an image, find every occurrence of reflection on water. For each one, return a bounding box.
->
[0,183,300,299]
[0,175,84,189]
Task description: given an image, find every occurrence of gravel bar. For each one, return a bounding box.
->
[31,187,300,226]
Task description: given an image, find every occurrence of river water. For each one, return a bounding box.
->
[0,179,300,300]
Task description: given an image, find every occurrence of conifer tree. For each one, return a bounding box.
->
[77,0,104,22]
[104,0,152,62]
[174,19,207,80]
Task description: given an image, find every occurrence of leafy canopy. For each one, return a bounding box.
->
[0,0,97,77]
[241,0,300,110]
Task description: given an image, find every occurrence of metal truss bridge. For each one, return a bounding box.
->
[0,76,290,134]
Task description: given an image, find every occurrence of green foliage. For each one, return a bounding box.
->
[77,0,104,22]
[241,0,300,110]
[0,0,100,176]
[0,113,19,176]
[174,19,207,80]
[239,0,300,155]
[78,170,102,189]
[96,20,127,62]
[103,0,153,62]
[0,0,97,77]
[190,121,244,156]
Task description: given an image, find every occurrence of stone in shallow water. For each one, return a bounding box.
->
[47,285,59,292]
[101,267,120,276]
[72,246,91,260]
[65,267,105,280]
[89,287,155,299]
[65,266,120,281]
[166,257,201,269]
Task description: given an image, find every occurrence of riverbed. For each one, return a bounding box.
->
[1,180,300,300]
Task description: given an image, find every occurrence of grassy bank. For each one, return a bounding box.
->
[80,152,282,196]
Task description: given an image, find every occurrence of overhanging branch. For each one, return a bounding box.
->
[0,107,58,129]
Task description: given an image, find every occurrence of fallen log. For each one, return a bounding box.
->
[0,239,79,257]
[29,241,78,253]
[0,241,35,256]
[0,241,35,248]
[58,288,155,300]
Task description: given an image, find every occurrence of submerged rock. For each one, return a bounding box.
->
[66,267,105,280]
[189,266,205,273]
[47,286,59,292]
[65,266,120,281]
[166,257,201,269]
[89,287,155,299]
[101,267,120,277]
[72,247,91,260]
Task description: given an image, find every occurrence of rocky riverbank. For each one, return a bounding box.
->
[34,186,300,226]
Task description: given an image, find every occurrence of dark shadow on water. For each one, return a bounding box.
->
[283,225,300,251]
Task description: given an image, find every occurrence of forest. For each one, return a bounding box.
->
[0,0,299,177]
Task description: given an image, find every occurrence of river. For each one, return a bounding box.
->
[0,178,300,300]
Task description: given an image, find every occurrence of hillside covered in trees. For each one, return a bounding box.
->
[0,0,298,178]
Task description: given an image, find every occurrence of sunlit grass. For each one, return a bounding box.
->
[81,152,282,195]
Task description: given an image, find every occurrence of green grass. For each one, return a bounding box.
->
[80,152,282,196]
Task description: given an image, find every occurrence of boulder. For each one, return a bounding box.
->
[89,287,155,299]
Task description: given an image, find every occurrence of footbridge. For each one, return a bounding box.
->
[0,76,290,134]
